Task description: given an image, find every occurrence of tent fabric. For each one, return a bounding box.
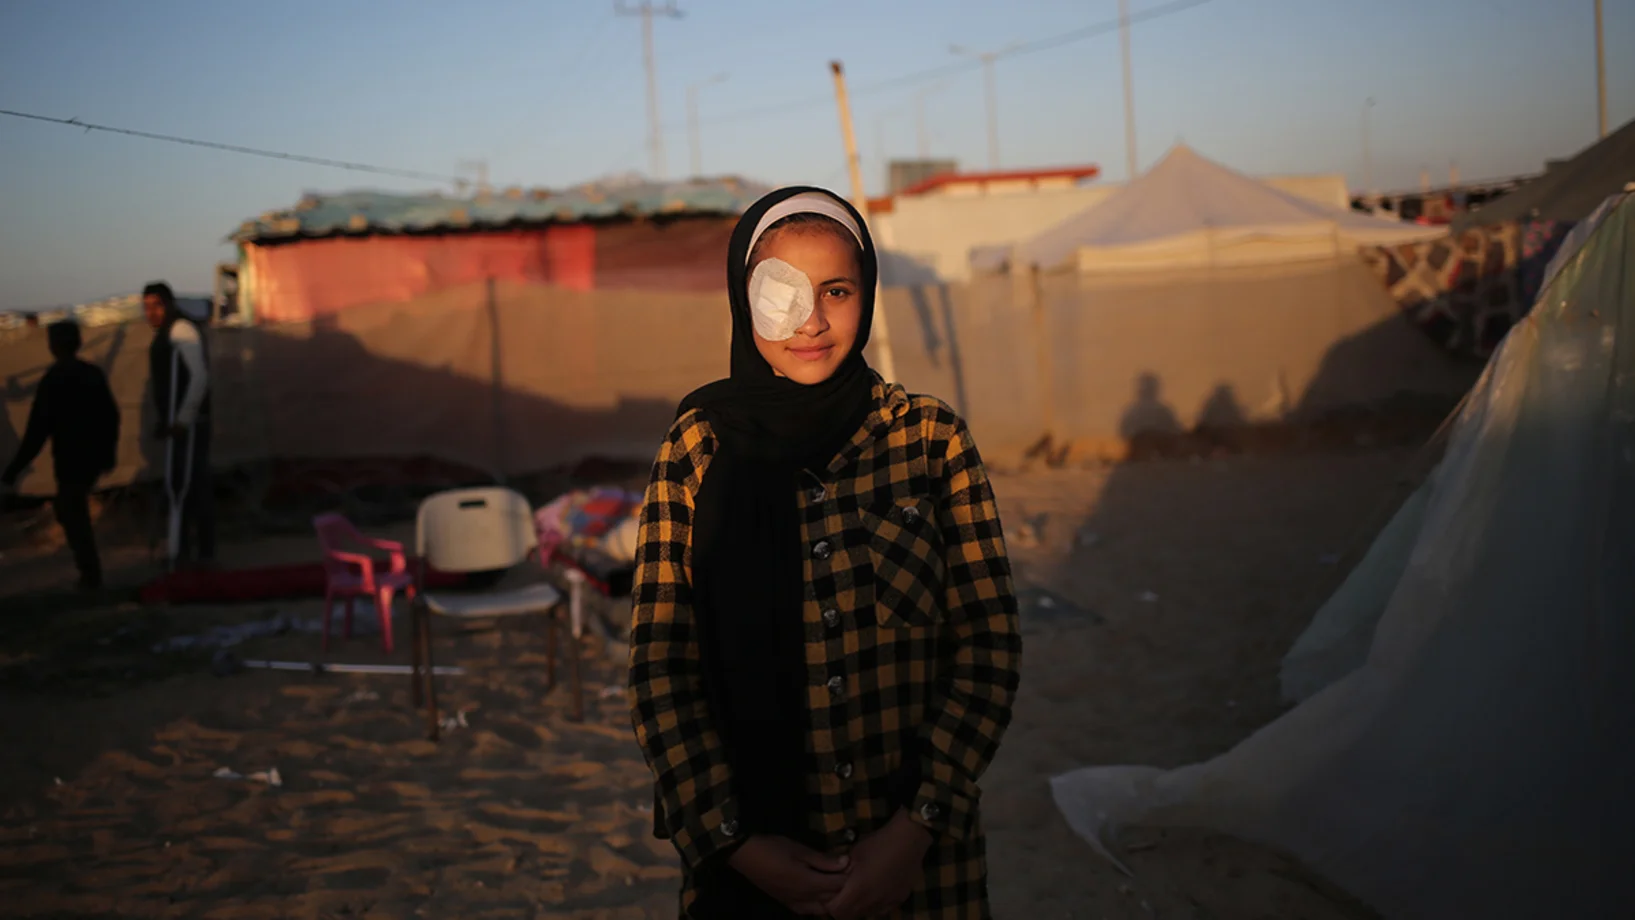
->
[976,145,1446,272]
[1050,190,1635,919]
[1286,192,1635,700]
[1455,119,1635,229]
[1280,195,1628,703]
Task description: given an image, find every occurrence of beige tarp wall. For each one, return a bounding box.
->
[2,256,1474,497]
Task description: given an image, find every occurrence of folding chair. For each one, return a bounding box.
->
[409,487,588,740]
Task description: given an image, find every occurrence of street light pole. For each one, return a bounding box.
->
[1119,0,1138,180]
[913,83,947,159]
[1362,97,1377,204]
[686,73,727,178]
[981,57,998,169]
[952,44,1017,170]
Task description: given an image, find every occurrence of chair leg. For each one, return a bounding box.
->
[377,588,395,655]
[321,588,333,654]
[410,602,424,708]
[567,615,585,723]
[420,608,440,742]
[544,609,559,690]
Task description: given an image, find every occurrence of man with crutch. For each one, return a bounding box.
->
[143,282,215,571]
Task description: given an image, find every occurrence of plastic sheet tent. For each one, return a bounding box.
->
[1050,189,1635,919]
[971,145,1447,273]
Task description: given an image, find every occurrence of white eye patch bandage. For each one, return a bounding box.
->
[748,257,814,341]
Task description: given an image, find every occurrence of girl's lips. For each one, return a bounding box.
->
[788,344,833,361]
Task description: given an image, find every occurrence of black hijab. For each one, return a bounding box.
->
[679,187,879,858]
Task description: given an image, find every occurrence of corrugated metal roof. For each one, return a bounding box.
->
[231,176,773,243]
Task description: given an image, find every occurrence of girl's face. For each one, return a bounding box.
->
[750,227,864,385]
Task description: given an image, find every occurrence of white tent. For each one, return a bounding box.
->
[974,145,1446,273]
[1049,188,1635,918]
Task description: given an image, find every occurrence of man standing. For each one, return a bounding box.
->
[1,320,121,589]
[143,281,216,568]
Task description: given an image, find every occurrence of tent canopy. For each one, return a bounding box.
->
[1455,118,1635,229]
[975,145,1445,273]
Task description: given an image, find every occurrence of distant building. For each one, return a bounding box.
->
[887,159,960,196]
[227,178,770,324]
[868,163,1360,285]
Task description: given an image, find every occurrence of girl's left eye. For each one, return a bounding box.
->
[826,287,851,299]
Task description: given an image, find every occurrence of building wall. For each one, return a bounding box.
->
[241,218,736,324]
[874,174,1352,285]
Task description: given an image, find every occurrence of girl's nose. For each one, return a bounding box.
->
[796,296,832,337]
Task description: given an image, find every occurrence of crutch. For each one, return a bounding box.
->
[162,349,197,572]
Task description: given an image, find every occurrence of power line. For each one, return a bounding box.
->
[0,108,462,183]
[0,0,1213,186]
[664,0,1214,135]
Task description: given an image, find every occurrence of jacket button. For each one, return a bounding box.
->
[919,802,941,821]
[822,608,839,628]
[812,540,832,561]
[835,762,853,779]
[826,676,844,695]
[721,819,740,838]
[842,828,857,843]
[809,485,826,503]
[901,505,921,524]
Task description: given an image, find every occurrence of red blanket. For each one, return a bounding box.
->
[140,561,468,605]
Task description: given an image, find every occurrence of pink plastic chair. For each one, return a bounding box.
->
[313,512,417,654]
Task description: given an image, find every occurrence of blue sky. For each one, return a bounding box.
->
[1,0,1628,309]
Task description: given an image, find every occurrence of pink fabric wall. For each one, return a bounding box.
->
[246,218,738,324]
[246,226,596,323]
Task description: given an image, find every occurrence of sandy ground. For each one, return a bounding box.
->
[0,444,1424,919]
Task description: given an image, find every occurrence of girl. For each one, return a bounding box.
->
[629,186,1022,919]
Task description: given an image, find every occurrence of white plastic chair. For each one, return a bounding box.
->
[409,486,587,738]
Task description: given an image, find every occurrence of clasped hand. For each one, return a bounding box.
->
[726,810,934,919]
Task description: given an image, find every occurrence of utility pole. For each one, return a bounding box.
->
[916,95,930,160]
[913,82,948,159]
[1595,0,1607,138]
[687,73,727,178]
[1361,98,1376,204]
[951,44,1016,169]
[616,1,682,180]
[830,61,898,384]
[1119,0,1138,180]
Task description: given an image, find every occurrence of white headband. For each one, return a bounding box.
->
[744,192,865,265]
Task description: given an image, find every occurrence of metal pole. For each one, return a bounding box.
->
[687,84,701,178]
[953,45,1013,170]
[616,2,682,180]
[685,73,726,179]
[1362,97,1376,203]
[1595,0,1607,138]
[983,57,1000,169]
[913,82,947,159]
[875,114,888,182]
[1119,0,1138,179]
[916,92,929,159]
[640,9,663,178]
[830,61,898,384]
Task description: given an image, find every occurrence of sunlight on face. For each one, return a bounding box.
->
[143,294,168,328]
[750,228,862,385]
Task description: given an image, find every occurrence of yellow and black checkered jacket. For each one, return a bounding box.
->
[629,377,1022,918]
